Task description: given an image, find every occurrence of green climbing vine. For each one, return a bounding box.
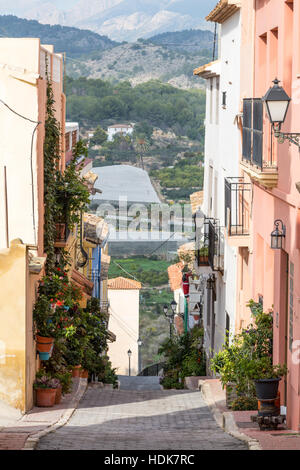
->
[43,68,90,273]
[44,70,61,273]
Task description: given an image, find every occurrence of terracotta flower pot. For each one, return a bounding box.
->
[36,336,54,354]
[36,388,56,407]
[81,369,89,379]
[55,386,62,405]
[72,365,82,378]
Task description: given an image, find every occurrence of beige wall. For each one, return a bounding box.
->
[0,242,27,411]
[0,39,64,254]
[108,289,139,376]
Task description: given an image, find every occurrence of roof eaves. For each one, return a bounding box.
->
[206,0,241,24]
[193,60,220,78]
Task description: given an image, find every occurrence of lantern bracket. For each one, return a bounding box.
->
[273,124,300,150]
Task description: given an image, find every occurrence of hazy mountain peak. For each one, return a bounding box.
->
[0,0,216,41]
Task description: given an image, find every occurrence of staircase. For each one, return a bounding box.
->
[118,375,162,391]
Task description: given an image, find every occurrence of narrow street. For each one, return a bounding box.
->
[37,378,247,450]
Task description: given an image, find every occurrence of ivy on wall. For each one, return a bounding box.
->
[44,73,61,273]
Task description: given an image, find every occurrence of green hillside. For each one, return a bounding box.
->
[66,77,206,141]
[0,15,118,56]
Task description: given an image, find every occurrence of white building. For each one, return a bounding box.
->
[107,277,141,376]
[194,1,242,361]
[107,124,134,142]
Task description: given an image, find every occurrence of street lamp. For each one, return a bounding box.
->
[164,302,177,338]
[262,78,300,149]
[271,219,286,250]
[127,349,132,377]
[171,300,178,314]
[137,338,142,374]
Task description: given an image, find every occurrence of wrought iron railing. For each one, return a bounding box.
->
[225,177,251,236]
[138,362,165,377]
[206,218,224,272]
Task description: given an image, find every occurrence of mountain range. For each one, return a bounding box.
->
[0,0,217,42]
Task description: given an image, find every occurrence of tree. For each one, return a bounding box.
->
[90,126,107,146]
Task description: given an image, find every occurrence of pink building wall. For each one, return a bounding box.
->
[251,0,300,430]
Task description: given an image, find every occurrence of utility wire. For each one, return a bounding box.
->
[0,99,42,246]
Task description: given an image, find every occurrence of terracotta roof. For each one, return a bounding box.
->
[168,262,184,291]
[206,0,241,23]
[107,277,142,290]
[108,124,133,129]
[194,60,220,78]
[190,191,204,214]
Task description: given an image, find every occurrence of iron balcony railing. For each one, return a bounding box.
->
[138,362,165,377]
[225,177,251,236]
[205,218,224,272]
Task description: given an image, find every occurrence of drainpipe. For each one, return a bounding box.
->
[184,297,189,333]
[4,166,9,248]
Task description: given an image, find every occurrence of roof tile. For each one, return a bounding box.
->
[107,276,142,290]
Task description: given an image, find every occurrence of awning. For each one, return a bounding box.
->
[71,269,94,296]
[84,213,109,245]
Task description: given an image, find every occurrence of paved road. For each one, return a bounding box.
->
[37,379,247,450]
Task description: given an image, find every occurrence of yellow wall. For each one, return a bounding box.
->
[0,242,27,411]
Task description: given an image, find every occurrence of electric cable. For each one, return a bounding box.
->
[0,99,42,245]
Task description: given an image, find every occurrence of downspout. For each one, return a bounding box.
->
[77,211,88,268]
[184,297,189,333]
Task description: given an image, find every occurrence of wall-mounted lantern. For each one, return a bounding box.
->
[263,78,300,149]
[271,219,286,250]
[206,274,216,290]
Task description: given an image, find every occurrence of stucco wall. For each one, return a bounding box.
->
[108,289,139,376]
[0,242,27,411]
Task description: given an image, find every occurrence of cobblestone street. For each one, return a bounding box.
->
[37,381,247,450]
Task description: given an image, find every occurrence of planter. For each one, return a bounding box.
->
[38,351,51,361]
[72,365,82,378]
[255,378,281,400]
[55,386,62,405]
[55,223,66,242]
[36,336,54,354]
[81,369,89,379]
[36,388,56,407]
[198,256,209,266]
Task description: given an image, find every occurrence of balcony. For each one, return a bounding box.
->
[241,98,278,189]
[225,177,251,245]
[205,218,224,273]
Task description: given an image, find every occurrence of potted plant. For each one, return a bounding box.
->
[33,296,56,360]
[34,376,61,407]
[248,357,287,400]
[197,247,209,266]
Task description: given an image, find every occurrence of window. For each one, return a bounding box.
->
[65,133,70,152]
[242,98,263,168]
[72,131,77,148]
[222,92,227,108]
